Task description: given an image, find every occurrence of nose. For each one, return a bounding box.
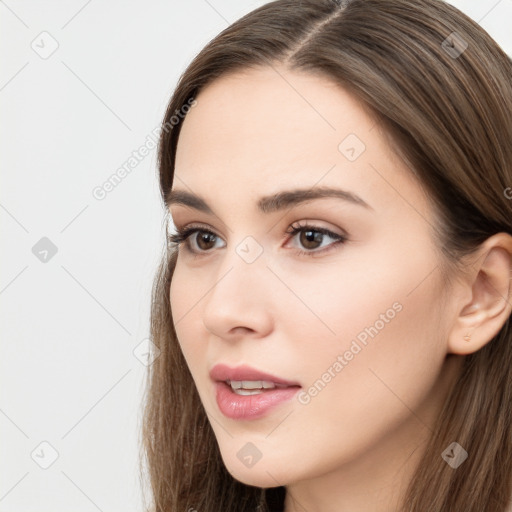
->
[201,241,274,341]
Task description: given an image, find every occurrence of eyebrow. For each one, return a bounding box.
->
[167,186,374,214]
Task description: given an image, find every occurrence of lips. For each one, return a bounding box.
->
[210,364,302,420]
[209,363,300,387]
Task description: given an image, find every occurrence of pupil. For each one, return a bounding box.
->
[195,230,324,251]
[301,230,322,249]
[197,232,215,250]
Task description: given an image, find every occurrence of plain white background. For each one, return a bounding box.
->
[1,1,511,510]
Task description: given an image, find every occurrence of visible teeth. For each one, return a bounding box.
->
[228,380,276,390]
[233,388,265,395]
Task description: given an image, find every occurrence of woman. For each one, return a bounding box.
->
[141,0,512,510]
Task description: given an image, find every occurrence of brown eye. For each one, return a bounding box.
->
[168,226,225,255]
[299,229,324,250]
[194,231,218,251]
[285,222,348,257]
[169,222,347,258]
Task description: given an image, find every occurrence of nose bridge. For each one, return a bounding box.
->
[201,233,271,334]
[210,233,267,299]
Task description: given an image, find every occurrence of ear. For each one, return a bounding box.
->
[447,232,512,356]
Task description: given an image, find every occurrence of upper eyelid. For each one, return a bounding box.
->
[168,222,348,259]
[172,220,344,236]
[174,222,220,237]
[173,222,346,245]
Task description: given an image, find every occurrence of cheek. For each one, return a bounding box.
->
[169,263,201,365]
[292,233,443,370]
[286,252,446,467]
[292,311,443,479]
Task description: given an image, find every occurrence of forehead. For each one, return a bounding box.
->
[176,66,375,171]
[173,65,430,221]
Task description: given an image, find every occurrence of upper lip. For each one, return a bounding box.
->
[210,363,301,387]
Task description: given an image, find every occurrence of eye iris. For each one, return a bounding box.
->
[189,227,332,252]
[196,232,216,250]
[300,229,322,249]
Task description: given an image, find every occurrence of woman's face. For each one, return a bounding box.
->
[169,66,461,493]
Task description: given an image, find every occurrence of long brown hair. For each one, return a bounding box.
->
[140,1,512,510]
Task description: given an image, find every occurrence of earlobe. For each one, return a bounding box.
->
[446,233,512,356]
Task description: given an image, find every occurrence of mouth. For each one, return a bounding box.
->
[209,363,301,387]
[214,380,301,420]
[210,364,302,420]
[225,379,299,395]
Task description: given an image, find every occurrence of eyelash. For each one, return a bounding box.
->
[167,221,348,258]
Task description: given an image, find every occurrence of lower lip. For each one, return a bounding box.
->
[214,381,301,420]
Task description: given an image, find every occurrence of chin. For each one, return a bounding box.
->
[228,467,285,488]
[221,454,292,488]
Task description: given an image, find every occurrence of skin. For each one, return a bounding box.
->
[168,65,512,512]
